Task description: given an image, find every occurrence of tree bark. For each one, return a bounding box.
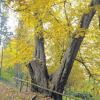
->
[27,35,49,94]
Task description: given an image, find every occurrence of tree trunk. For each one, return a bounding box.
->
[0,46,3,79]
[27,13,49,94]
[14,64,21,87]
[28,59,48,93]
[27,35,49,94]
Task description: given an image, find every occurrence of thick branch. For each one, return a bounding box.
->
[52,1,99,99]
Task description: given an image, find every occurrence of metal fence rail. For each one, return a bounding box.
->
[14,77,81,100]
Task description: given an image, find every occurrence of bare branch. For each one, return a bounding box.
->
[75,58,93,77]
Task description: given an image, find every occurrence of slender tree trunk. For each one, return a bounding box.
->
[0,46,3,79]
[14,64,21,87]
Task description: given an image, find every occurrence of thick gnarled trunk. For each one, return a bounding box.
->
[27,13,49,94]
[28,60,48,93]
[27,35,49,94]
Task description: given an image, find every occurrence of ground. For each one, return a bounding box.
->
[0,82,52,100]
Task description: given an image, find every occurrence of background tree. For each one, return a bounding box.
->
[0,0,13,79]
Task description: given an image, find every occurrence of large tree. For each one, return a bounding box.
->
[7,0,100,100]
